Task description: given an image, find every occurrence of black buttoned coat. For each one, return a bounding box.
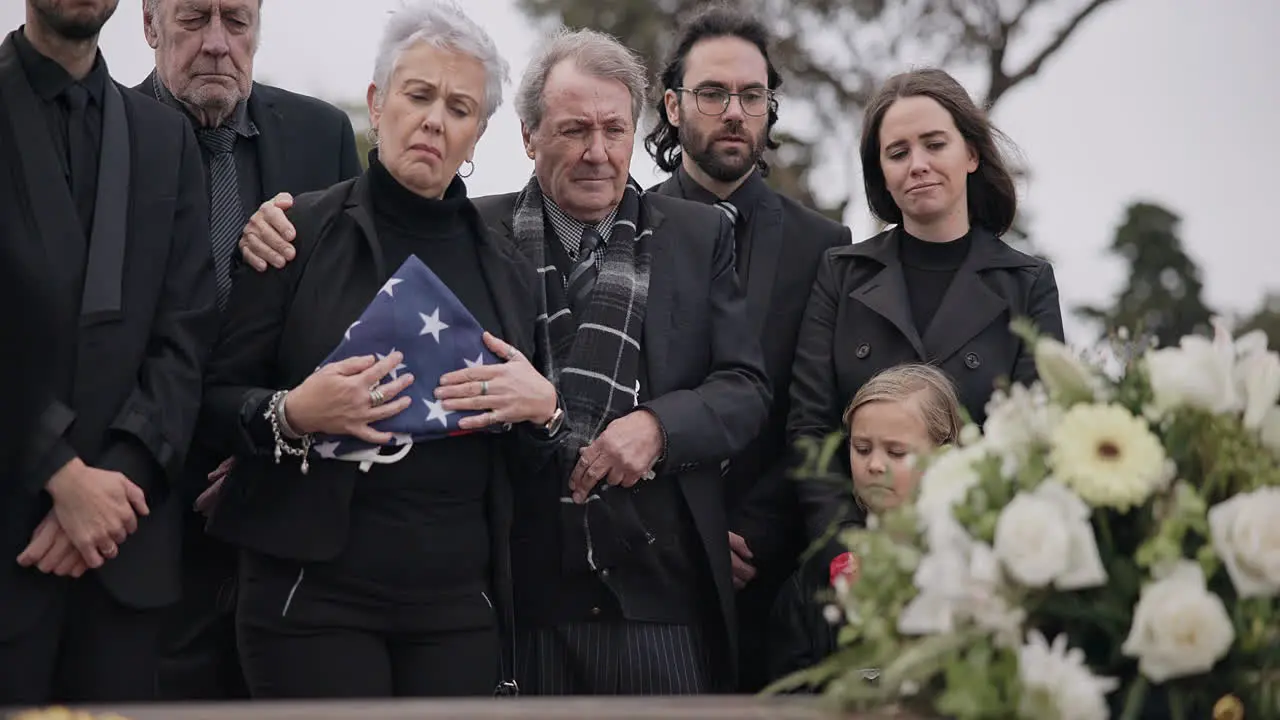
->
[786,225,1064,540]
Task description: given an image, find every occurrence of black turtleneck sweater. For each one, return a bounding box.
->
[299,159,501,632]
[899,230,972,338]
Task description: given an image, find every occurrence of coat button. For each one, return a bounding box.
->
[964,352,981,369]
[855,343,871,359]
[590,606,602,616]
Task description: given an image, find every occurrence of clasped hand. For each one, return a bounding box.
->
[17,458,150,576]
[566,411,663,503]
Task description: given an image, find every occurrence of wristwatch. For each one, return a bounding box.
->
[540,405,565,436]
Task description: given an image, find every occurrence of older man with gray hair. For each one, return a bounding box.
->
[472,28,770,695]
[136,0,361,701]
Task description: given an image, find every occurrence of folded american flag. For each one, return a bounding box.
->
[311,255,501,469]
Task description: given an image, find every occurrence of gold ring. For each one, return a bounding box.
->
[369,386,385,406]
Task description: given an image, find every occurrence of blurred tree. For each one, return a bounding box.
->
[517,0,1123,241]
[1076,201,1214,349]
[1236,292,1280,349]
[335,101,373,169]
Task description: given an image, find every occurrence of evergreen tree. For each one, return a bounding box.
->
[1077,202,1214,348]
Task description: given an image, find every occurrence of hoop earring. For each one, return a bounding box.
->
[458,159,475,178]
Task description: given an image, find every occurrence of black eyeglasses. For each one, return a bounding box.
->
[677,87,776,117]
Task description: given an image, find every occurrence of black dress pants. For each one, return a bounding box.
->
[156,529,247,700]
[235,553,499,699]
[0,574,165,705]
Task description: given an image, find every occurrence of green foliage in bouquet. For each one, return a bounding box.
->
[767,318,1280,720]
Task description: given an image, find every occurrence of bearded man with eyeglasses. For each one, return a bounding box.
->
[647,5,853,694]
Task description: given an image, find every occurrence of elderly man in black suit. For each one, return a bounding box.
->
[0,0,218,705]
[133,0,361,700]
[472,28,770,695]
[645,7,852,692]
[236,25,771,697]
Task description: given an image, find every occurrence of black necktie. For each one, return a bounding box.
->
[61,84,95,237]
[566,226,602,318]
[196,126,243,310]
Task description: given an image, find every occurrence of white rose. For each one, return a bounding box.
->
[1018,631,1118,720]
[983,383,1062,467]
[1260,406,1280,459]
[1208,487,1280,598]
[994,482,1107,590]
[1144,321,1240,418]
[1121,561,1235,683]
[915,443,987,522]
[1235,348,1280,430]
[900,532,1024,647]
[1035,339,1099,405]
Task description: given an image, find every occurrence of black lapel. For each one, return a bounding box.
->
[846,230,927,360]
[0,35,86,299]
[921,229,1025,364]
[342,175,388,281]
[743,191,782,334]
[639,198,672,390]
[471,212,528,354]
[79,80,130,320]
[248,86,287,201]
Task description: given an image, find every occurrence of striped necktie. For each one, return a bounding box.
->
[565,225,602,318]
[715,200,740,227]
[196,125,243,310]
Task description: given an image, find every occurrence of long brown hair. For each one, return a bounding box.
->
[860,68,1019,236]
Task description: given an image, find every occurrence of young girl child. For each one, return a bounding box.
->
[768,363,964,684]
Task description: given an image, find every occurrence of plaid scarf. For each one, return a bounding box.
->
[511,176,652,452]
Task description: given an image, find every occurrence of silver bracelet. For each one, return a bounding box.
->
[264,390,312,474]
[275,391,302,440]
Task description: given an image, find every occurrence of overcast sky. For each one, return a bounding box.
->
[3,0,1277,345]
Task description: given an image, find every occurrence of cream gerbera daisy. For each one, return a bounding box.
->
[1049,404,1168,511]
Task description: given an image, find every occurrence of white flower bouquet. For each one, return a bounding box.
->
[770,319,1280,719]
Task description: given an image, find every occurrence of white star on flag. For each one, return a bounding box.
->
[419,308,449,342]
[314,440,342,459]
[464,353,486,368]
[423,398,452,427]
[379,278,403,298]
[376,348,408,379]
[344,320,361,341]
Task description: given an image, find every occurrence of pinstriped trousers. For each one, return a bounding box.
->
[514,621,713,695]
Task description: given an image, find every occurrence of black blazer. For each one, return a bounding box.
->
[0,34,218,639]
[200,174,557,690]
[788,226,1064,540]
[134,72,362,507]
[473,190,773,688]
[651,174,851,582]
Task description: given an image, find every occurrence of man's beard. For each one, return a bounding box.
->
[679,115,765,183]
[30,0,119,41]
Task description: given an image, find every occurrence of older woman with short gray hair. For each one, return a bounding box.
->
[200,0,562,699]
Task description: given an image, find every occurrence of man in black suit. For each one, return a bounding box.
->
[471,28,770,695]
[134,0,361,700]
[646,7,852,692]
[0,0,218,705]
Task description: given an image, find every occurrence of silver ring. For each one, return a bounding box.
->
[369,386,385,407]
[480,380,489,397]
[503,346,515,361]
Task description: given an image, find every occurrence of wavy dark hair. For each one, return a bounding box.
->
[860,68,1019,236]
[644,4,782,176]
